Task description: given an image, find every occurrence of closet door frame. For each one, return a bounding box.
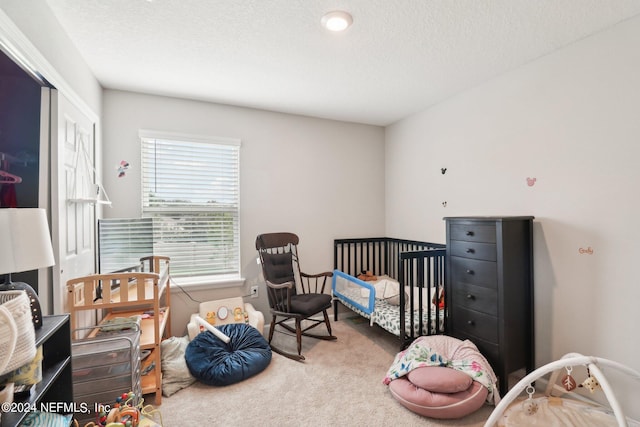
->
[0,9,101,315]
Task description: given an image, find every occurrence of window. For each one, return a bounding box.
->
[98,218,153,273]
[98,131,241,281]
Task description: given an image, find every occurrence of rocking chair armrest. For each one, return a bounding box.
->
[300,271,333,294]
[266,280,294,289]
[300,271,333,279]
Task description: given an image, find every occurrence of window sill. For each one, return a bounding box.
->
[171,275,245,292]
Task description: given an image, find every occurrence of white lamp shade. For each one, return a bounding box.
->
[0,208,55,274]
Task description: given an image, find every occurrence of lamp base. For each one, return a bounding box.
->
[0,280,43,329]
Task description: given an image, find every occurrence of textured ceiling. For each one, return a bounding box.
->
[45,0,640,126]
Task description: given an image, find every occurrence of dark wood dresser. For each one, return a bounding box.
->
[444,216,534,395]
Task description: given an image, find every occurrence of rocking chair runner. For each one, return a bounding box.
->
[255,232,336,361]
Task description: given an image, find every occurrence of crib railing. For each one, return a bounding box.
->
[333,237,446,346]
[333,237,445,278]
[398,248,447,344]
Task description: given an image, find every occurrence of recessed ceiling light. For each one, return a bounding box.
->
[321,11,353,32]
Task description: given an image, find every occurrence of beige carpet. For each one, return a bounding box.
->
[157,317,495,426]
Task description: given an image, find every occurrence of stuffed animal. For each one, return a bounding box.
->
[357,271,378,281]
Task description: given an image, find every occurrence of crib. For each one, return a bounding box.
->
[333,237,446,348]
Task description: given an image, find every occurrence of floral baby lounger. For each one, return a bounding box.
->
[384,335,500,419]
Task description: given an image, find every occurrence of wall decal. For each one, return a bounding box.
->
[117,160,130,178]
[578,247,594,255]
[441,168,447,175]
[526,177,537,187]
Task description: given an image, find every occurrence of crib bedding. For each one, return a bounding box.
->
[358,275,402,300]
[332,270,444,337]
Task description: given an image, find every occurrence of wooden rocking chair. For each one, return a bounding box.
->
[255,232,336,361]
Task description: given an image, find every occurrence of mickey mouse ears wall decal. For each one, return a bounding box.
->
[117,160,130,177]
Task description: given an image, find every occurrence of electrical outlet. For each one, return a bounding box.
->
[250,285,259,298]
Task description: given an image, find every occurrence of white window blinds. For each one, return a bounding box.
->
[98,131,241,280]
[98,218,153,273]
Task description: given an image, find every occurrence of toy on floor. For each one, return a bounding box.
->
[484,352,640,426]
[193,315,230,343]
[79,391,163,427]
[186,297,265,339]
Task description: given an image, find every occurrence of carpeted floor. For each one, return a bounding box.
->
[156,316,496,426]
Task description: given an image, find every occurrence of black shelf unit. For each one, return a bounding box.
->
[1,314,72,427]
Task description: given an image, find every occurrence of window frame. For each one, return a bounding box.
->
[137,129,242,287]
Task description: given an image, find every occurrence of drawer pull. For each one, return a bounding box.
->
[466,248,475,254]
[466,231,474,236]
[465,269,474,275]
[466,294,475,300]
[467,320,475,326]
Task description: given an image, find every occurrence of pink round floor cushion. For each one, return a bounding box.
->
[407,366,473,393]
[388,375,488,419]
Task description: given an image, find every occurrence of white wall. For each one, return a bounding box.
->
[386,14,640,417]
[102,90,386,333]
[0,0,102,114]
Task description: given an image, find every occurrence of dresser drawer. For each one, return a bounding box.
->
[452,283,498,316]
[449,223,497,244]
[450,240,496,262]
[451,306,498,343]
[450,257,497,290]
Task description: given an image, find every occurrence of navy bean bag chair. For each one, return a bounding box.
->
[185,323,272,386]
